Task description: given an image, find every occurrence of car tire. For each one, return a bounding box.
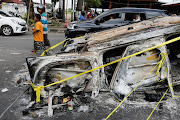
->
[2,25,13,36]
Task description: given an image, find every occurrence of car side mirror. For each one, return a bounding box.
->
[95,20,100,25]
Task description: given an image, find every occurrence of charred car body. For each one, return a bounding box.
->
[26,16,180,115]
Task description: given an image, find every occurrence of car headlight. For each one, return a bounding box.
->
[67,24,75,29]
[11,19,20,25]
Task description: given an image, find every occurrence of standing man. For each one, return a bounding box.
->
[37,4,51,48]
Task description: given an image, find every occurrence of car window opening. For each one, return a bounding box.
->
[99,12,122,23]
[103,46,127,85]
[125,13,146,21]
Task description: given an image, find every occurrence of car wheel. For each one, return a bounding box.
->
[2,26,13,36]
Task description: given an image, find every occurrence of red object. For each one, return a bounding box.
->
[64,22,68,28]
[2,0,23,4]
[86,13,94,19]
[109,0,112,9]
[62,97,70,103]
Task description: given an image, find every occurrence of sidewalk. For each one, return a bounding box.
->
[28,26,66,33]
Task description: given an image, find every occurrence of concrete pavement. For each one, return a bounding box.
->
[0,32,180,120]
[0,31,66,120]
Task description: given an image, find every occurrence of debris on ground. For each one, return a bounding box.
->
[0,59,6,62]
[1,88,9,93]
[11,53,22,55]
[5,70,11,74]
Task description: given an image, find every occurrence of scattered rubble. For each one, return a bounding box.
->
[5,70,11,74]
[1,88,9,93]
[0,59,6,62]
[11,53,22,55]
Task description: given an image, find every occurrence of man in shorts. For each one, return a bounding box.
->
[32,14,44,55]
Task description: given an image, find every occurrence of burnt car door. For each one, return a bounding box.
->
[109,39,172,100]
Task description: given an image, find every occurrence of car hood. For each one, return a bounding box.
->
[11,17,26,23]
[72,19,94,24]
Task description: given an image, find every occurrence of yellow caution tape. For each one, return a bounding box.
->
[147,82,180,120]
[146,88,169,120]
[41,36,83,56]
[32,36,180,104]
[105,53,168,120]
[156,53,168,82]
[168,84,180,98]
[31,82,44,103]
[41,39,68,56]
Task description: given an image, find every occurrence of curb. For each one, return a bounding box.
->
[49,28,66,33]
[29,27,66,33]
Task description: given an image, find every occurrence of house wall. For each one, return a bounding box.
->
[1,3,27,17]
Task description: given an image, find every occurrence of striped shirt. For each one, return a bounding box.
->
[40,13,48,34]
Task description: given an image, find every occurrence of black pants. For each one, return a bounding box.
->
[43,34,50,46]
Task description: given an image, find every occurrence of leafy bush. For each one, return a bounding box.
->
[23,14,34,25]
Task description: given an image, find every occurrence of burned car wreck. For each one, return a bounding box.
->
[26,16,180,116]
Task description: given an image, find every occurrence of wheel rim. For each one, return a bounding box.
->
[3,27,11,35]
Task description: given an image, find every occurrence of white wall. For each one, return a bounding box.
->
[158,0,180,3]
[2,3,27,17]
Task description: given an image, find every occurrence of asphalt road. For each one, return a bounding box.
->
[0,32,66,120]
[0,32,180,120]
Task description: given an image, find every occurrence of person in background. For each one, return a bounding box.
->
[37,4,51,48]
[32,14,44,55]
[86,10,95,19]
[15,7,20,17]
[133,14,141,22]
[109,16,114,20]
[79,11,86,21]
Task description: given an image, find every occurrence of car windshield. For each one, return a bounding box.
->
[0,11,13,17]
[93,11,110,21]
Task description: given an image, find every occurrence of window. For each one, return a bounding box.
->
[103,19,123,24]
[0,11,12,17]
[103,46,127,85]
[98,12,122,23]
[124,13,146,21]
[146,12,162,19]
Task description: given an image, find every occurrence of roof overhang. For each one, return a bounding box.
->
[162,2,180,6]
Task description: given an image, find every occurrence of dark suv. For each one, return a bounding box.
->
[65,8,167,38]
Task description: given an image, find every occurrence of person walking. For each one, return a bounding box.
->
[32,14,44,55]
[37,4,51,48]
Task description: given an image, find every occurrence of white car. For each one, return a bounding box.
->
[0,10,28,36]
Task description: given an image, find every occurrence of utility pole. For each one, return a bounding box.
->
[74,0,76,21]
[63,0,65,22]
[71,0,74,21]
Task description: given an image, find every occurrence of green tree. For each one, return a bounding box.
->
[77,0,101,10]
[85,0,101,8]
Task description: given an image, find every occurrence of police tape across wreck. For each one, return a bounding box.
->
[26,15,180,117]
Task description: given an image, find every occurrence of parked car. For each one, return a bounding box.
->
[0,10,28,36]
[65,8,167,38]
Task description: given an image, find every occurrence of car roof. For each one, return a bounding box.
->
[106,7,165,13]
